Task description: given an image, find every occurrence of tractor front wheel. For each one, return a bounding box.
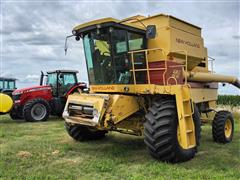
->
[144,97,201,163]
[212,110,234,143]
[65,122,107,141]
[23,98,50,122]
[10,109,23,120]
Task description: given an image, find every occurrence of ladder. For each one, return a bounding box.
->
[176,85,196,149]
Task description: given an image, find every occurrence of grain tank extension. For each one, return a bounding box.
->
[63,14,239,163]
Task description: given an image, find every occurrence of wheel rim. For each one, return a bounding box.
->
[177,126,184,148]
[31,103,47,121]
[224,119,232,138]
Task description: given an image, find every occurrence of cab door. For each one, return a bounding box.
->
[58,73,77,97]
[111,29,146,84]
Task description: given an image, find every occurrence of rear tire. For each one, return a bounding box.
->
[65,122,107,141]
[23,98,50,122]
[212,110,234,143]
[144,97,201,163]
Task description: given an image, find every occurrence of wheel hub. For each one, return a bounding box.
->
[31,103,47,121]
[224,119,232,138]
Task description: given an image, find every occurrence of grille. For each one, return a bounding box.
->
[68,103,94,118]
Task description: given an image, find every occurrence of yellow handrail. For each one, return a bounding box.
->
[128,48,189,85]
[128,48,167,85]
[169,50,188,84]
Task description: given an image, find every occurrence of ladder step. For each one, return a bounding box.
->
[186,130,193,133]
[183,99,189,102]
[188,145,196,148]
[184,114,191,117]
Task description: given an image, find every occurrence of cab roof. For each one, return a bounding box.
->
[73,17,146,34]
[47,70,79,74]
[0,77,17,81]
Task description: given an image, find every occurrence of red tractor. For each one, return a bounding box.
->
[10,70,86,122]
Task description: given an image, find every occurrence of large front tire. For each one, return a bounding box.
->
[144,97,201,163]
[65,122,107,141]
[23,98,50,122]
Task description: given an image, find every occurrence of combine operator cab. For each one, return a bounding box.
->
[11,70,86,122]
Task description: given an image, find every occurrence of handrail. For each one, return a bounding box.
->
[128,48,167,85]
[128,48,189,85]
[169,50,188,84]
[208,56,215,74]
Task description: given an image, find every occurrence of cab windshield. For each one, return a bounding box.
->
[83,27,146,85]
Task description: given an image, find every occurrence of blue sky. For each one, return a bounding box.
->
[0,0,239,94]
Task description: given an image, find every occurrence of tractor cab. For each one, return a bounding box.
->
[40,70,78,97]
[0,77,17,96]
[11,69,85,122]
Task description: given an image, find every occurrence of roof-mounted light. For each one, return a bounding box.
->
[72,30,77,35]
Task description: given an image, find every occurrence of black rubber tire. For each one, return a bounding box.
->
[212,110,234,143]
[23,98,50,122]
[144,97,201,163]
[10,109,23,120]
[65,122,107,141]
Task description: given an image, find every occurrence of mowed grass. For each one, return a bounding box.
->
[0,112,239,179]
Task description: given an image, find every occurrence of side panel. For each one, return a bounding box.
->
[90,84,219,104]
[190,88,218,103]
[19,89,53,105]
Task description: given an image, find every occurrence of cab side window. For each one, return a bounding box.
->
[63,74,76,85]
[0,80,3,89]
[128,32,146,84]
[8,81,15,89]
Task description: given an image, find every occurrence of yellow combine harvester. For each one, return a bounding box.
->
[63,14,239,162]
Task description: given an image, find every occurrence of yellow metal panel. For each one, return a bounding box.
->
[190,88,218,103]
[0,93,13,113]
[106,95,139,124]
[63,93,108,127]
[170,28,205,69]
[131,14,207,68]
[169,17,201,37]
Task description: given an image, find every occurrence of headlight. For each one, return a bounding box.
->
[12,91,23,95]
[72,30,77,35]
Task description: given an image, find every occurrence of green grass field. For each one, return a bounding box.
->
[0,112,239,180]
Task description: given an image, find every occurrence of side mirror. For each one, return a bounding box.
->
[146,25,156,39]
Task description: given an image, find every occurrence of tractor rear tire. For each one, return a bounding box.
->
[65,122,107,141]
[144,97,201,163]
[23,98,50,122]
[212,110,234,143]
